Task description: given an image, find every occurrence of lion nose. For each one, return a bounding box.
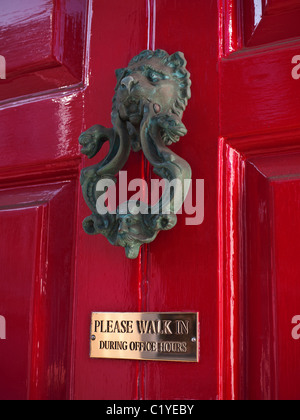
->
[121,76,135,92]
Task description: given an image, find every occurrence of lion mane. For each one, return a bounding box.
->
[112,49,192,119]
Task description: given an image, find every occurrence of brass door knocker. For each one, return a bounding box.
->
[79,49,192,259]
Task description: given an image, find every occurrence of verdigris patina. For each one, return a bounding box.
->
[79,50,192,259]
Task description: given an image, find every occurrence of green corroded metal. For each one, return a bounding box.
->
[79,50,192,259]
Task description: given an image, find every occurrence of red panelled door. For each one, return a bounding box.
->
[0,0,300,400]
[219,0,300,400]
[0,0,88,400]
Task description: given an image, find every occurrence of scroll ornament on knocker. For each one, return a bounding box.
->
[79,49,192,259]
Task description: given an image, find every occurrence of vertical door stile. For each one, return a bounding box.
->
[136,0,157,400]
[218,0,245,401]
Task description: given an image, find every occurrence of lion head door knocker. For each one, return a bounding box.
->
[79,49,192,259]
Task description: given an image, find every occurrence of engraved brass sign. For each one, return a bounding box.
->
[90,312,199,363]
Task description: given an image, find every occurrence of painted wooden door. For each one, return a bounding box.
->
[219,0,300,400]
[0,0,300,401]
[0,0,90,400]
[73,0,220,400]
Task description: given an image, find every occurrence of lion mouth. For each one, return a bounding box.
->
[123,96,141,112]
[119,95,145,125]
[127,101,140,115]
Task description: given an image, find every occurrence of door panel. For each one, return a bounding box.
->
[221,42,300,136]
[144,0,219,400]
[0,0,87,401]
[220,140,300,400]
[0,206,41,400]
[243,0,300,47]
[73,0,220,401]
[0,0,88,103]
[245,158,300,400]
[220,0,300,400]
[1,0,54,73]
[0,96,83,171]
[73,0,152,401]
[271,177,300,400]
[0,182,77,400]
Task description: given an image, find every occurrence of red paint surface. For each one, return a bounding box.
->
[0,0,85,400]
[243,0,300,47]
[0,182,77,400]
[0,0,300,400]
[0,0,88,103]
[220,0,300,400]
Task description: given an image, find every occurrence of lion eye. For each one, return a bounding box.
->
[122,69,132,79]
[147,70,162,83]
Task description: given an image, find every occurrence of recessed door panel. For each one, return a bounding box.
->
[0,182,77,400]
[0,0,88,103]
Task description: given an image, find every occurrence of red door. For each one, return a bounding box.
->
[0,0,89,400]
[219,0,300,400]
[1,0,300,401]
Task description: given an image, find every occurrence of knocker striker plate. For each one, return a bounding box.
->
[79,49,192,259]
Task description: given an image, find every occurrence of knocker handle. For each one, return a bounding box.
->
[79,49,192,259]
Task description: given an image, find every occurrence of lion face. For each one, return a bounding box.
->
[115,57,179,126]
[113,51,191,128]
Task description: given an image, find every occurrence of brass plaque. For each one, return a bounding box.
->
[90,312,199,363]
